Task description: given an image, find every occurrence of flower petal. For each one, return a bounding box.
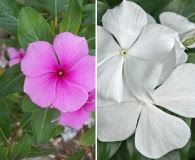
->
[9,58,21,67]
[135,104,190,159]
[154,64,195,118]
[66,55,95,92]
[102,0,147,48]
[53,32,88,68]
[97,55,124,102]
[98,101,142,142]
[21,41,59,78]
[129,24,179,61]
[97,26,120,65]
[124,56,162,102]
[53,77,88,112]
[59,108,89,129]
[24,73,57,108]
[8,47,18,59]
[160,12,195,34]
[147,14,156,24]
[180,29,195,48]
[83,89,95,112]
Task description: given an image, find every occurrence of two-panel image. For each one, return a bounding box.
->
[0,0,195,159]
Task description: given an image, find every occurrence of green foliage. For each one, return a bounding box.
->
[81,3,95,28]
[60,0,82,34]
[18,7,54,50]
[22,96,41,112]
[66,150,86,160]
[80,126,95,146]
[27,147,56,158]
[0,63,24,98]
[0,147,8,160]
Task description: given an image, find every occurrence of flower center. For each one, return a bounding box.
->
[120,48,128,57]
[138,100,146,105]
[58,70,64,76]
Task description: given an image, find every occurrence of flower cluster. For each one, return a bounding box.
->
[8,47,25,66]
[21,32,95,129]
[97,0,195,159]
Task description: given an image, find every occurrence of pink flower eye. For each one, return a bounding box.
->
[58,70,64,76]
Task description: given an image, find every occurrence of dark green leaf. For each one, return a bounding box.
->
[24,0,47,12]
[97,140,110,160]
[66,150,86,160]
[31,107,60,145]
[80,126,95,146]
[18,7,54,50]
[0,0,22,36]
[20,112,32,133]
[27,147,56,158]
[22,95,41,112]
[0,147,7,160]
[53,125,65,137]
[60,0,82,34]
[187,53,195,64]
[0,63,24,97]
[8,134,31,160]
[107,141,122,158]
[97,1,109,25]
[47,0,66,18]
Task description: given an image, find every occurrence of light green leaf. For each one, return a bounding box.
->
[31,107,60,145]
[8,134,31,160]
[80,126,95,146]
[0,147,7,160]
[18,7,54,50]
[22,95,41,112]
[0,63,24,98]
[66,150,86,160]
[60,0,82,34]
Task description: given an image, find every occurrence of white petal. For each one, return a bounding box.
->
[97,55,124,102]
[154,64,195,118]
[174,40,187,66]
[124,56,162,102]
[97,95,117,108]
[102,0,147,48]
[98,101,142,142]
[129,24,179,61]
[147,13,156,24]
[180,29,195,48]
[97,26,121,65]
[160,12,195,34]
[135,104,190,159]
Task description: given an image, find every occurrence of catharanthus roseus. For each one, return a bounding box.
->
[98,58,195,158]
[160,12,195,48]
[21,32,95,112]
[97,0,186,103]
[59,89,95,129]
[8,47,25,66]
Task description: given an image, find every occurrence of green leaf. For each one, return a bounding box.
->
[66,150,86,160]
[187,53,195,64]
[47,0,66,18]
[31,107,60,145]
[81,4,95,28]
[8,134,31,160]
[0,147,7,160]
[20,112,32,133]
[0,100,11,141]
[53,125,65,137]
[22,95,41,112]
[80,126,95,146]
[97,1,109,25]
[24,0,47,12]
[18,7,54,50]
[107,141,122,158]
[27,147,56,158]
[97,140,110,160]
[0,63,24,97]
[60,0,82,34]
[78,24,95,50]
[0,0,22,36]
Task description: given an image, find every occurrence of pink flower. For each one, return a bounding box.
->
[21,32,95,112]
[59,89,95,129]
[8,48,25,66]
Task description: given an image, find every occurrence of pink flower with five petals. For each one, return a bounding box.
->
[8,47,25,66]
[21,32,95,112]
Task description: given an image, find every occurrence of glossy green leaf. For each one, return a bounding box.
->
[0,63,25,98]
[18,7,54,50]
[80,126,95,146]
[66,150,86,160]
[8,134,31,160]
[27,147,56,158]
[60,0,82,34]
[81,4,95,28]
[24,0,47,12]
[47,0,66,18]
[31,107,60,145]
[22,95,41,112]
[0,0,22,36]
[78,24,95,50]
[97,1,109,25]
[0,147,7,160]
[97,140,110,160]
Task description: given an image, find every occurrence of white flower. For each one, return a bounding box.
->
[97,0,186,102]
[160,12,195,48]
[97,60,195,158]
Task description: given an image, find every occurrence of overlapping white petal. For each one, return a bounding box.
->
[102,0,147,48]
[135,103,190,159]
[154,64,195,118]
[147,14,156,24]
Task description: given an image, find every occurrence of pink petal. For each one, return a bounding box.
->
[21,41,59,78]
[53,32,88,68]
[59,108,89,129]
[9,58,21,67]
[89,89,95,101]
[66,56,95,92]
[83,101,95,112]
[52,77,88,112]
[8,47,18,59]
[19,48,25,55]
[24,73,57,108]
